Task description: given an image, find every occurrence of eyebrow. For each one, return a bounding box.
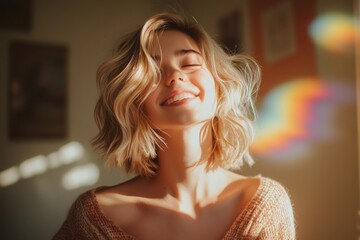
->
[175,49,201,56]
[152,48,201,61]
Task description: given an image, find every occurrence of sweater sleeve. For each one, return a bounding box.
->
[257,180,296,240]
[53,190,135,240]
[53,192,99,240]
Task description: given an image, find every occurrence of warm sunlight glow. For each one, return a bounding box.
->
[251,77,355,159]
[0,141,86,188]
[47,152,62,169]
[62,163,100,190]
[57,141,85,164]
[309,12,359,53]
[19,155,48,179]
[0,166,20,187]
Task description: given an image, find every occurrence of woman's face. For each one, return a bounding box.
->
[143,30,217,130]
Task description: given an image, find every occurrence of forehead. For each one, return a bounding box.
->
[151,30,200,56]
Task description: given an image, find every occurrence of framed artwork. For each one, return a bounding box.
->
[248,0,317,97]
[7,40,68,140]
[261,1,296,63]
[218,10,243,53]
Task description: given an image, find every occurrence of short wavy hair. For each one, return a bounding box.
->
[92,12,261,177]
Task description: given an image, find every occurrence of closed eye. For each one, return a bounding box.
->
[182,64,202,68]
[182,64,202,72]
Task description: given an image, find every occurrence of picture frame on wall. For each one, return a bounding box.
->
[261,0,296,63]
[248,0,317,96]
[218,10,243,53]
[7,40,68,140]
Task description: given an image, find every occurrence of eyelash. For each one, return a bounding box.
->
[183,64,201,67]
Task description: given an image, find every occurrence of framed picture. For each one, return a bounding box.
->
[261,1,296,63]
[218,10,243,53]
[248,0,317,96]
[7,40,68,140]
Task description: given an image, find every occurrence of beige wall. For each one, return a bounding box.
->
[0,0,358,239]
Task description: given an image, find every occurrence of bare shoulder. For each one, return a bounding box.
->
[95,175,155,206]
[219,170,261,210]
[95,176,150,228]
[221,170,260,195]
[96,176,146,198]
[221,172,294,221]
[221,171,291,201]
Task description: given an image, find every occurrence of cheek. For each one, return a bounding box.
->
[143,90,161,125]
[198,72,217,101]
[143,95,156,116]
[202,73,218,115]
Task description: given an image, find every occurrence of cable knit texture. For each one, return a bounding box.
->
[54,177,295,239]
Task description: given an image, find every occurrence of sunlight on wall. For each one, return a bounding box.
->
[0,166,20,187]
[0,141,86,187]
[19,155,48,178]
[62,163,100,190]
[309,12,359,53]
[251,77,355,160]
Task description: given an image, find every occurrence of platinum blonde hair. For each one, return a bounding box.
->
[92,13,261,177]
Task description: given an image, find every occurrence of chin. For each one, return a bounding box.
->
[157,116,213,130]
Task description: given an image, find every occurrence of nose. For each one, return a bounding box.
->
[164,69,184,87]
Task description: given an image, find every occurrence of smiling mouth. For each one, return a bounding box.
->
[162,93,197,106]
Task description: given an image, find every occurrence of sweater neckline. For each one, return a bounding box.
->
[89,176,267,239]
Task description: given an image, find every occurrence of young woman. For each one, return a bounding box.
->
[54,13,295,240]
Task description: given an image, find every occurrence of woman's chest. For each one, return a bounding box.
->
[119,198,243,240]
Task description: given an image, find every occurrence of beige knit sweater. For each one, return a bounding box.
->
[54,177,295,239]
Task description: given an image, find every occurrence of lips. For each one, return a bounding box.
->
[161,90,199,106]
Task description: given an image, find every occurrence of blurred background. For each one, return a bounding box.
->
[0,0,358,239]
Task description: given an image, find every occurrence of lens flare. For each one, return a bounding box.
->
[251,77,355,159]
[309,12,359,53]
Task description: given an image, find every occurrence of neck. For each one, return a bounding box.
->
[154,122,216,202]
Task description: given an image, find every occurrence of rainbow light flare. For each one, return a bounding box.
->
[251,78,354,159]
[309,12,359,53]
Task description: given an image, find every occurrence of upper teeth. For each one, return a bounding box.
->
[165,93,196,105]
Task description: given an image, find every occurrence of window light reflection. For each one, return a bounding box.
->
[0,141,86,188]
[62,163,99,190]
[19,155,47,179]
[0,167,20,187]
[58,141,85,164]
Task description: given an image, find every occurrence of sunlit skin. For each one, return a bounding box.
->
[96,31,260,240]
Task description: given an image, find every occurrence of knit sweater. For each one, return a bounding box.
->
[54,177,295,239]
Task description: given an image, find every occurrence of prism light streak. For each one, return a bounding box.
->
[252,78,329,155]
[251,78,354,159]
[309,12,359,53]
